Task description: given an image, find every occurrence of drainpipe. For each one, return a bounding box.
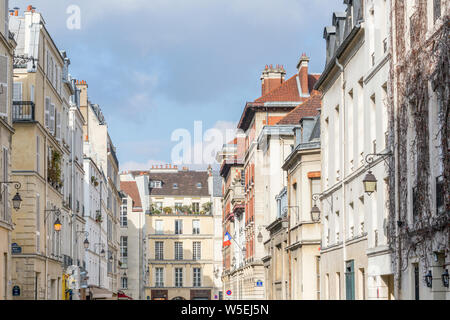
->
[336,57,347,300]
[44,134,48,300]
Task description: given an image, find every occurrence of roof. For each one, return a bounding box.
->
[148,171,210,197]
[255,74,301,103]
[120,181,143,211]
[277,93,322,125]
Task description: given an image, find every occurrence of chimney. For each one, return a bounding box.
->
[261,64,286,96]
[13,7,19,16]
[297,53,310,96]
[26,5,33,12]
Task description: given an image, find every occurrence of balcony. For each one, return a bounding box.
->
[13,101,35,122]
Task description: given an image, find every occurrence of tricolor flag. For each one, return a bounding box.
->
[223,232,232,247]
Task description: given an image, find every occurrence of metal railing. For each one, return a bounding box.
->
[13,101,35,122]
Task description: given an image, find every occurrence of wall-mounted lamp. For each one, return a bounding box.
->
[0,181,22,211]
[424,270,433,288]
[442,269,449,288]
[363,152,393,196]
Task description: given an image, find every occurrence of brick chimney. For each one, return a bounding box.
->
[261,64,286,96]
[297,53,310,96]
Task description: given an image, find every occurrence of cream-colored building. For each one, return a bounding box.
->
[119,179,146,300]
[315,0,392,300]
[389,0,449,300]
[0,0,16,301]
[122,167,219,300]
[78,80,121,299]
[262,93,323,300]
[9,5,87,300]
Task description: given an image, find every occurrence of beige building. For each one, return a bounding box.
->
[123,167,219,300]
[8,5,87,300]
[263,93,323,300]
[77,80,121,299]
[119,179,146,300]
[315,0,392,300]
[0,0,16,301]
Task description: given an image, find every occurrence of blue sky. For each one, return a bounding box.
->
[11,0,345,171]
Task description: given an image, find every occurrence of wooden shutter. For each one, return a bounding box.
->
[36,135,40,173]
[0,55,8,117]
[13,82,22,101]
[56,111,61,141]
[44,97,50,128]
[30,85,35,102]
[50,103,55,134]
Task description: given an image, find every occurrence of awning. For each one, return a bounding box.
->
[89,286,114,300]
[118,292,133,300]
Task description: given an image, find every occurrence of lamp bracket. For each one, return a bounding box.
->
[365,152,393,170]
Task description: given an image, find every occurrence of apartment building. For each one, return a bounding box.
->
[78,80,121,299]
[389,0,449,300]
[122,167,219,300]
[0,0,16,301]
[9,5,86,300]
[119,179,146,300]
[314,0,392,300]
[236,56,319,299]
[217,137,245,300]
[262,93,322,300]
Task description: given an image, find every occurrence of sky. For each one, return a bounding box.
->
[10,0,345,172]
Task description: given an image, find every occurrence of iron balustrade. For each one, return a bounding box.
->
[13,101,35,122]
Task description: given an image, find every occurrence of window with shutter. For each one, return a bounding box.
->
[0,55,8,117]
[36,135,40,174]
[13,83,22,101]
[56,111,61,141]
[50,104,55,134]
[30,85,35,102]
[44,97,50,128]
[2,148,8,222]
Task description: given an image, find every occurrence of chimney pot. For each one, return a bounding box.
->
[27,5,32,11]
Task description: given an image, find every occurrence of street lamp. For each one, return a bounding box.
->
[363,171,378,196]
[311,194,321,222]
[0,181,22,211]
[363,152,393,196]
[44,208,64,232]
[83,238,90,249]
[100,249,106,258]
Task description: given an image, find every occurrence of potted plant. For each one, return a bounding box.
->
[163,207,173,214]
[202,202,212,215]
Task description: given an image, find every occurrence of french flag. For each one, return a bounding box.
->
[223,232,232,247]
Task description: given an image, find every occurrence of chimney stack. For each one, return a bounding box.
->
[261,64,286,96]
[297,53,310,96]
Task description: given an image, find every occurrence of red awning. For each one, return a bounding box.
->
[118,292,133,300]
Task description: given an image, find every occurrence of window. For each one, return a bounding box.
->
[192,220,200,235]
[193,242,201,261]
[155,241,164,260]
[434,0,441,23]
[120,236,128,267]
[120,199,128,227]
[36,135,40,174]
[155,268,164,287]
[175,203,182,214]
[36,194,40,253]
[0,55,8,117]
[13,82,22,101]
[155,220,163,235]
[192,202,200,213]
[414,263,420,300]
[175,242,183,260]
[412,187,419,223]
[175,220,183,235]
[196,183,202,189]
[121,277,128,289]
[436,176,444,215]
[175,268,183,287]
[316,256,321,300]
[173,183,178,189]
[150,180,162,189]
[193,268,201,287]
[345,260,355,300]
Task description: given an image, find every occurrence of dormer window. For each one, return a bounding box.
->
[196,183,202,189]
[150,180,162,189]
[173,183,179,189]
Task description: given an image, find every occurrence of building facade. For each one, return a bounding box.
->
[119,179,146,300]
[388,0,449,300]
[9,6,86,300]
[315,0,392,300]
[0,0,15,301]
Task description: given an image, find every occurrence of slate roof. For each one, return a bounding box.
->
[148,171,210,197]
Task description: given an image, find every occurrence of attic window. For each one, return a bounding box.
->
[150,181,162,189]
[173,183,179,189]
[196,183,202,189]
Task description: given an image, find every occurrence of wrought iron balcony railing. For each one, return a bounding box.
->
[13,101,35,122]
